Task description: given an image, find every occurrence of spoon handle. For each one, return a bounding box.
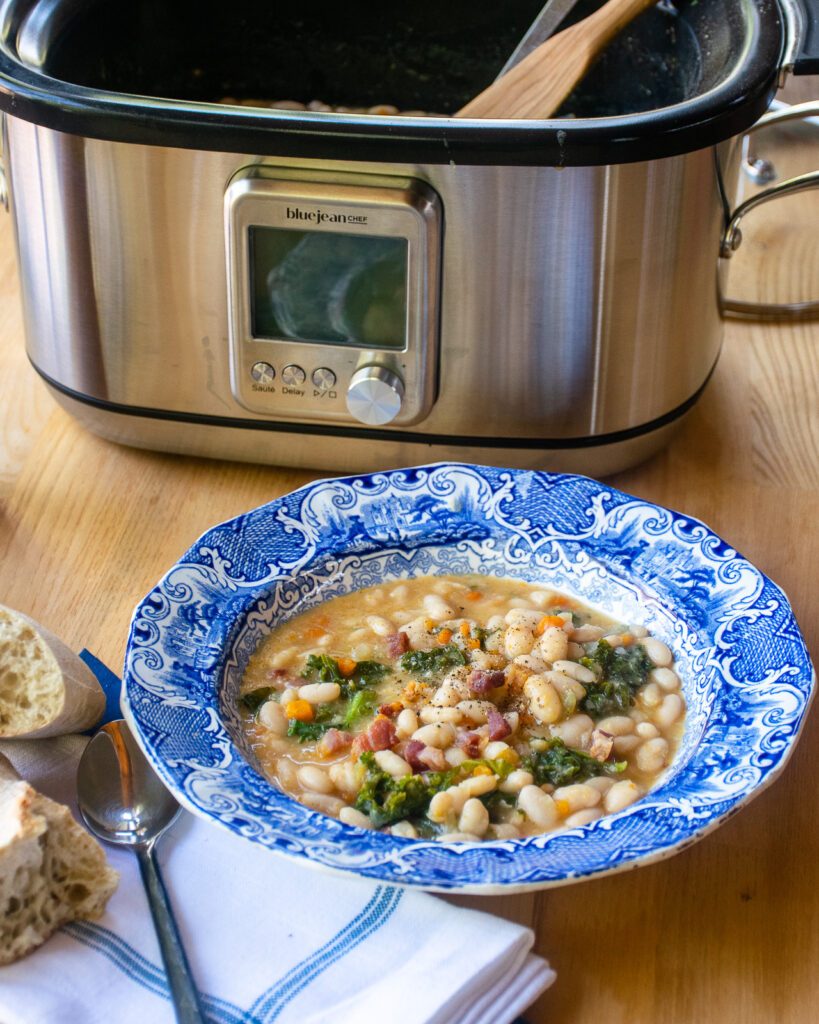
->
[137,845,206,1024]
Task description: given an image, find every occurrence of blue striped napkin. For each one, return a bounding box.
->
[0,653,555,1024]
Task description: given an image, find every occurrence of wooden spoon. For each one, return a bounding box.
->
[457,0,658,119]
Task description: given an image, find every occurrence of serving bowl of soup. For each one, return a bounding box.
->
[121,463,815,892]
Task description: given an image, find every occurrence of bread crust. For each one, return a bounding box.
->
[0,757,119,964]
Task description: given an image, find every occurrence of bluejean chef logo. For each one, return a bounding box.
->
[286,207,368,225]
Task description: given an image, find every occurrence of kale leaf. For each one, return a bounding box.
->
[287,719,330,742]
[525,738,625,788]
[399,644,467,679]
[302,654,390,697]
[342,689,377,729]
[239,687,275,713]
[354,752,453,827]
[579,639,654,718]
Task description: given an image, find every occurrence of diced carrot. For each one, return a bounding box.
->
[536,615,566,636]
[472,764,493,777]
[337,657,357,677]
[547,594,575,609]
[619,634,634,647]
[437,628,453,644]
[466,638,481,650]
[285,699,314,722]
[555,799,570,817]
[459,622,471,638]
[497,748,519,767]
[465,591,482,601]
[305,626,325,640]
[424,618,435,631]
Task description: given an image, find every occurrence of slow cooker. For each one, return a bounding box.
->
[1,0,818,474]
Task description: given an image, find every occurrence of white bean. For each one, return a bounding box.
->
[651,667,681,692]
[316,633,333,647]
[400,617,435,651]
[523,674,563,725]
[301,793,345,815]
[571,624,605,643]
[641,637,673,667]
[459,798,490,837]
[419,705,462,726]
[446,786,468,814]
[533,626,569,664]
[428,791,454,822]
[458,774,497,798]
[550,713,594,748]
[552,660,596,684]
[505,711,520,734]
[484,741,511,759]
[545,670,586,703]
[455,699,495,725]
[297,765,334,795]
[612,734,640,755]
[298,682,341,704]
[363,588,385,607]
[553,783,601,813]
[445,746,468,767]
[366,614,395,637]
[280,687,299,705]
[423,594,455,621]
[328,762,360,798]
[636,722,659,739]
[636,737,669,773]
[639,682,663,708]
[374,750,412,778]
[490,824,521,839]
[339,806,374,829]
[411,723,456,748]
[514,652,550,674]
[604,780,642,813]
[596,715,635,736]
[258,700,288,735]
[486,614,506,631]
[655,692,685,730]
[271,647,297,669]
[567,642,585,660]
[518,785,560,828]
[585,775,616,795]
[350,643,374,661]
[395,708,419,738]
[390,584,409,601]
[564,808,603,827]
[629,624,649,638]
[275,757,298,789]
[504,624,536,658]
[391,820,418,838]
[505,608,543,629]
[500,769,534,794]
[529,590,553,608]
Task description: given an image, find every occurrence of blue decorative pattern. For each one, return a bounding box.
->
[121,464,816,893]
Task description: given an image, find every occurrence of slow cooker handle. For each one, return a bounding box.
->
[790,0,819,75]
[719,100,819,321]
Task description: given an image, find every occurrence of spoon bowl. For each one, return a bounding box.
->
[78,720,205,1024]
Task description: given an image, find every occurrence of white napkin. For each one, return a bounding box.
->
[0,735,555,1024]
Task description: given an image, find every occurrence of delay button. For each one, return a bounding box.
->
[311,367,337,391]
[281,364,306,386]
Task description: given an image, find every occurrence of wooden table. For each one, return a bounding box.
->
[2,90,818,1022]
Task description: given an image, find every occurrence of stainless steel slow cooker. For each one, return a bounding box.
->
[1,0,818,474]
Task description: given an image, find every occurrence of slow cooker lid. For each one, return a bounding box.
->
[0,0,789,166]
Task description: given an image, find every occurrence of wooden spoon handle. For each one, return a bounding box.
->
[457,0,657,119]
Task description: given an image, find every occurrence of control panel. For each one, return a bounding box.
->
[225,167,442,426]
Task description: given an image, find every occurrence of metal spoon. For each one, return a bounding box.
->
[77,720,206,1024]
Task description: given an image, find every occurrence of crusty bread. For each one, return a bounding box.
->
[0,752,119,964]
[0,606,105,738]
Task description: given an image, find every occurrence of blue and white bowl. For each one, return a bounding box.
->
[122,464,815,893]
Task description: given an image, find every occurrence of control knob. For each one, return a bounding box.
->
[345,366,404,426]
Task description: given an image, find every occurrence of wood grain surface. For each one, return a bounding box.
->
[1,83,818,1022]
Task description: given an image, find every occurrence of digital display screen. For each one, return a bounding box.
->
[249,227,408,349]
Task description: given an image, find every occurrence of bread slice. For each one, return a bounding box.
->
[0,606,106,738]
[0,753,119,964]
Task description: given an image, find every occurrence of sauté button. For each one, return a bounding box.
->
[281,364,306,386]
[250,361,276,384]
[311,367,337,390]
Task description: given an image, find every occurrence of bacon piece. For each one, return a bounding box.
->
[265,669,301,690]
[589,729,614,762]
[386,631,410,658]
[351,733,373,757]
[403,740,426,773]
[487,709,512,742]
[367,716,397,752]
[468,669,505,695]
[378,701,404,719]
[456,730,483,758]
[317,728,353,757]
